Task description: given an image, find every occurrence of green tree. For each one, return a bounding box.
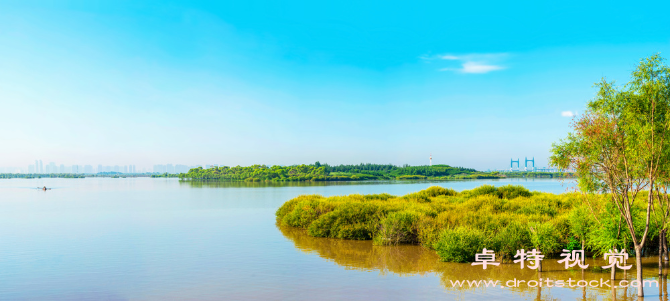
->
[550,54,670,297]
[568,204,593,251]
[528,222,560,272]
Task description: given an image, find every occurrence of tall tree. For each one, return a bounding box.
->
[551,54,670,297]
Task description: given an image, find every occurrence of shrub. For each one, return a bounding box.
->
[396,175,427,180]
[403,186,457,202]
[281,198,335,228]
[307,202,382,240]
[433,227,486,262]
[275,185,653,262]
[460,184,497,198]
[491,220,531,261]
[529,221,561,254]
[496,184,532,199]
[276,195,324,222]
[363,193,396,201]
[373,211,423,245]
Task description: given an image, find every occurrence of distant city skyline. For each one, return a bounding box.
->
[4,161,191,174]
[1,155,557,174]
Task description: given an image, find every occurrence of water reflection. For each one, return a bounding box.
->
[279,225,667,300]
[182,178,576,194]
[181,179,415,188]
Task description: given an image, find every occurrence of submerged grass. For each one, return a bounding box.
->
[276,184,654,263]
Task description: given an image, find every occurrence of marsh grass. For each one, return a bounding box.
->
[276,185,654,262]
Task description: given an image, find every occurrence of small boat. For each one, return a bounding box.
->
[38,186,52,191]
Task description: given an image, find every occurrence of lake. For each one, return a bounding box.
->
[0,178,662,300]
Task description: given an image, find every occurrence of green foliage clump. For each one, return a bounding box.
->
[459,184,531,199]
[396,175,427,180]
[491,219,531,261]
[276,185,653,263]
[433,227,486,263]
[307,202,383,240]
[373,210,423,245]
[496,184,532,199]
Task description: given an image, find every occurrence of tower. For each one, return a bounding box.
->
[511,158,520,169]
[429,153,432,166]
[525,157,535,168]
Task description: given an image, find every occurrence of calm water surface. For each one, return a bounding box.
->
[0,178,664,300]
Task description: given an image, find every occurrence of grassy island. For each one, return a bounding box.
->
[276,185,656,264]
[181,163,570,182]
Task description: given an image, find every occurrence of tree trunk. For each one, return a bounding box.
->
[582,239,585,265]
[663,230,668,261]
[658,230,663,275]
[581,269,586,300]
[636,245,644,297]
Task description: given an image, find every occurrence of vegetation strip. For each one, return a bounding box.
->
[180,163,569,182]
[276,185,660,265]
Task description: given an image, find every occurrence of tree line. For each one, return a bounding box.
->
[180,163,513,182]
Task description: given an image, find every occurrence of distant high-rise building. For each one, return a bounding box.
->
[84,165,93,173]
[34,160,38,173]
[60,164,65,173]
[97,164,103,173]
[175,164,189,173]
[132,165,136,173]
[123,165,128,173]
[167,164,174,174]
[39,160,43,174]
[153,165,166,173]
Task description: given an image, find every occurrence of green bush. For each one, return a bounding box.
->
[307,202,382,240]
[496,184,532,199]
[373,211,423,245]
[491,220,531,261]
[274,185,653,263]
[403,186,457,202]
[460,184,497,198]
[396,175,427,180]
[433,227,486,262]
[281,198,335,228]
[276,195,324,222]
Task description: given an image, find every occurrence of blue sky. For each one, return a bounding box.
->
[1,0,669,170]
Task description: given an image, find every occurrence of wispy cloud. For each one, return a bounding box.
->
[425,53,508,74]
[440,55,460,60]
[443,62,504,74]
[561,111,576,117]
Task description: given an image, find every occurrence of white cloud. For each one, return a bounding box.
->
[431,53,507,74]
[561,111,575,117]
[461,62,504,73]
[440,55,460,60]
